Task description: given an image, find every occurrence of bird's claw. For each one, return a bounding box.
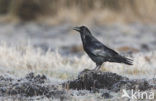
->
[92,67,100,72]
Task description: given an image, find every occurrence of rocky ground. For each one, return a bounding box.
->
[0,70,156,101]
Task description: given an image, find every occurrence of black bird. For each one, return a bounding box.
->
[73,26,133,70]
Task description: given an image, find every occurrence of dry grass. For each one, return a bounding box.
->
[0,0,156,24]
[0,42,155,80]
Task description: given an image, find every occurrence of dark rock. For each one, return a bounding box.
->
[64,69,154,92]
[25,72,47,83]
[0,75,13,81]
[101,92,113,99]
[64,69,128,90]
[0,73,66,98]
[129,79,152,91]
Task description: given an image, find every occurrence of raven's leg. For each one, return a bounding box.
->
[93,64,101,71]
[96,65,101,70]
[93,65,98,71]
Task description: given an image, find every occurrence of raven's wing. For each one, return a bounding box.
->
[85,36,119,57]
[92,44,119,57]
[84,35,133,65]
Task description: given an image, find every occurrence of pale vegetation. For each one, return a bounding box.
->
[0,43,155,80]
[0,0,156,24]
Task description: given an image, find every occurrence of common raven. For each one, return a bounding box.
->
[73,26,133,70]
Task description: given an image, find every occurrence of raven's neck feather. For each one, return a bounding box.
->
[80,34,93,47]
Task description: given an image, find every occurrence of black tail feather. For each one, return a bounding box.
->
[117,56,133,65]
[123,57,133,65]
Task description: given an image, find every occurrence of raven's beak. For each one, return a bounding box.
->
[73,27,80,32]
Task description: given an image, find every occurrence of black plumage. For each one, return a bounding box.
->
[73,26,133,70]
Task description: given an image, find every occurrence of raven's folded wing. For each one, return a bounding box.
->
[90,45,119,58]
[91,48,107,57]
[85,35,119,57]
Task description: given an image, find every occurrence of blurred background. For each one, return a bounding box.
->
[0,0,156,23]
[0,0,156,55]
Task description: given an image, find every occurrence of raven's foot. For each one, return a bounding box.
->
[93,65,101,71]
[93,69,101,73]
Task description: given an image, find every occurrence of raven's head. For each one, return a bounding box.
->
[73,26,91,35]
